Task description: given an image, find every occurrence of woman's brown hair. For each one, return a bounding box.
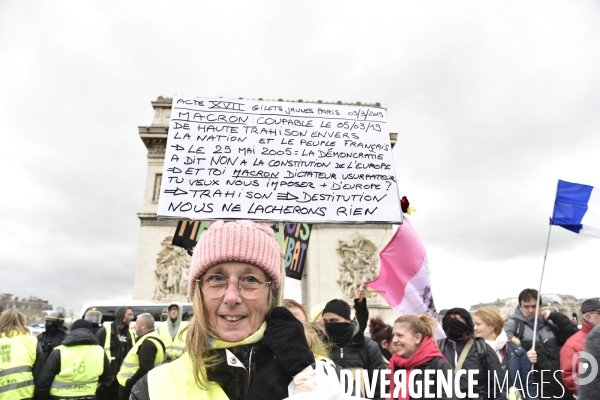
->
[474,308,504,337]
[0,308,29,337]
[369,316,393,346]
[394,313,436,341]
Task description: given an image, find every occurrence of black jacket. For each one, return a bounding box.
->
[505,309,578,400]
[37,329,68,364]
[327,322,387,399]
[391,357,458,400]
[95,323,134,379]
[438,338,507,400]
[131,342,302,400]
[35,328,111,400]
[379,346,393,365]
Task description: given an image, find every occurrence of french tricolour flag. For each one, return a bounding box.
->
[551,180,600,238]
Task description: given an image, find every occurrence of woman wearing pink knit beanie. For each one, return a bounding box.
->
[132,220,316,400]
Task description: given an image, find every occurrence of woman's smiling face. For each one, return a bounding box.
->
[202,261,271,342]
[392,322,422,359]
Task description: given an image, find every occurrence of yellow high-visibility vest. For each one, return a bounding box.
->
[103,323,135,362]
[117,331,164,386]
[157,321,188,360]
[49,344,104,398]
[0,331,37,400]
[148,353,229,400]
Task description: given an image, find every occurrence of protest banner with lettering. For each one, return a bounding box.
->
[171,220,211,253]
[157,96,402,224]
[280,223,312,280]
[171,221,312,280]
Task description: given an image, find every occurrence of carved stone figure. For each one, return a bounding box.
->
[336,233,379,299]
[178,267,189,297]
[153,236,191,301]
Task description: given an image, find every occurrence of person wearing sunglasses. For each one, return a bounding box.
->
[131,220,315,400]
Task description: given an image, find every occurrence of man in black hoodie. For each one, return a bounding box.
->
[36,319,112,400]
[95,306,135,400]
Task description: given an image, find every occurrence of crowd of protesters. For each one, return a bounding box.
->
[1,220,599,400]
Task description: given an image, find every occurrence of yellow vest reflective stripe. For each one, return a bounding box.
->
[148,353,229,400]
[0,332,36,399]
[49,344,105,397]
[157,322,188,358]
[103,324,136,362]
[117,331,164,386]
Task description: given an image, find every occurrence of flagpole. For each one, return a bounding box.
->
[531,224,553,352]
[278,222,285,306]
[361,224,391,290]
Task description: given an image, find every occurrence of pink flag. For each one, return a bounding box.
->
[366,217,444,336]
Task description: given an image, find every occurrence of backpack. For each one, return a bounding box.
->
[511,317,559,343]
[438,337,487,371]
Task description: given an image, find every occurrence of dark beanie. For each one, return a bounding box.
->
[71,319,93,332]
[323,299,351,321]
[443,307,474,330]
[582,298,600,314]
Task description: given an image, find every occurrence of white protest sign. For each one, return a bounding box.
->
[157,95,402,224]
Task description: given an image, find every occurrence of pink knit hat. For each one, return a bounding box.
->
[188,220,281,299]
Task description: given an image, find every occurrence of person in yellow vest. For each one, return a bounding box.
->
[156,303,188,362]
[0,308,43,400]
[95,306,134,400]
[35,319,111,400]
[117,313,164,400]
[130,220,319,400]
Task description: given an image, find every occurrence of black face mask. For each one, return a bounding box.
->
[325,322,355,345]
[45,321,58,334]
[443,318,470,340]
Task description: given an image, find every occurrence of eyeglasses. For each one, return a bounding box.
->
[198,274,271,300]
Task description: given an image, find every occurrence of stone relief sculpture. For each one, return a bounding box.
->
[336,233,379,298]
[153,236,191,301]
